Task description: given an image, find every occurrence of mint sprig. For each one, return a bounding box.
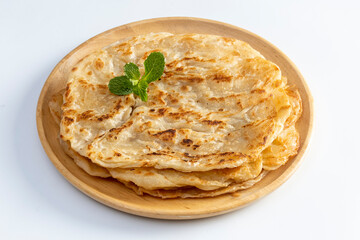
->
[108,76,133,95]
[108,52,165,102]
[143,52,166,83]
[133,79,149,102]
[124,63,140,82]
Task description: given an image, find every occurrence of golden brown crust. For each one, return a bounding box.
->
[48,33,302,198]
[49,89,298,194]
[123,171,267,199]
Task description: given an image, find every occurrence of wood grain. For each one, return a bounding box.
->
[36,17,313,220]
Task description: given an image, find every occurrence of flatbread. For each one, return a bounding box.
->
[49,33,302,198]
[60,33,292,172]
[49,90,298,191]
[284,86,302,128]
[60,138,262,190]
[262,124,300,170]
[123,171,267,199]
[60,137,111,178]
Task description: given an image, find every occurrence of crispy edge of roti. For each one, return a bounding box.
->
[76,142,262,191]
[123,171,267,199]
[49,90,263,189]
[262,125,300,170]
[60,129,266,198]
[60,138,111,178]
[49,90,111,178]
[61,137,263,191]
[48,88,299,190]
[284,85,303,128]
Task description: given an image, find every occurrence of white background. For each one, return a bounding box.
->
[1,0,359,239]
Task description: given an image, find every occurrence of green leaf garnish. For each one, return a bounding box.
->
[142,52,165,83]
[108,52,165,102]
[133,79,149,102]
[108,76,133,95]
[124,63,140,82]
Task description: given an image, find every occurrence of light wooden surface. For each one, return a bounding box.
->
[36,17,313,220]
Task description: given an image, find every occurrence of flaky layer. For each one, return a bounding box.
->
[60,33,292,172]
[50,89,300,192]
[123,171,267,199]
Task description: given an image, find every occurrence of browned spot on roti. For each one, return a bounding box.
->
[166,56,215,68]
[263,136,268,145]
[180,152,244,161]
[141,50,161,60]
[178,76,204,83]
[96,114,113,121]
[65,83,72,98]
[147,152,164,156]
[202,120,224,125]
[222,37,235,43]
[108,121,134,134]
[115,42,128,51]
[78,79,88,85]
[97,153,104,160]
[77,110,95,121]
[95,58,104,70]
[192,145,200,150]
[113,151,122,157]
[63,109,76,116]
[168,94,179,104]
[94,133,105,140]
[63,117,74,126]
[158,108,167,116]
[181,139,193,146]
[163,71,174,78]
[125,96,131,105]
[181,85,190,92]
[114,99,123,110]
[211,73,232,82]
[96,84,107,89]
[138,121,152,131]
[251,89,266,94]
[122,46,133,56]
[144,172,154,176]
[151,90,167,105]
[151,129,176,142]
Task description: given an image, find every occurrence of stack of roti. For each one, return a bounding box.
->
[49,33,302,198]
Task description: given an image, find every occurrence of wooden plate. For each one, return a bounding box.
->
[36,17,313,219]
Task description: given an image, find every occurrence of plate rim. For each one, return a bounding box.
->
[36,17,314,219]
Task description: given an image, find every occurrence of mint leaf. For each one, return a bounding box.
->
[108,51,165,102]
[124,62,140,81]
[142,52,165,83]
[108,76,133,95]
[133,79,149,102]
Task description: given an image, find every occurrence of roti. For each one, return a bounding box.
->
[60,33,292,172]
[50,89,300,192]
[49,33,302,198]
[122,171,267,199]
